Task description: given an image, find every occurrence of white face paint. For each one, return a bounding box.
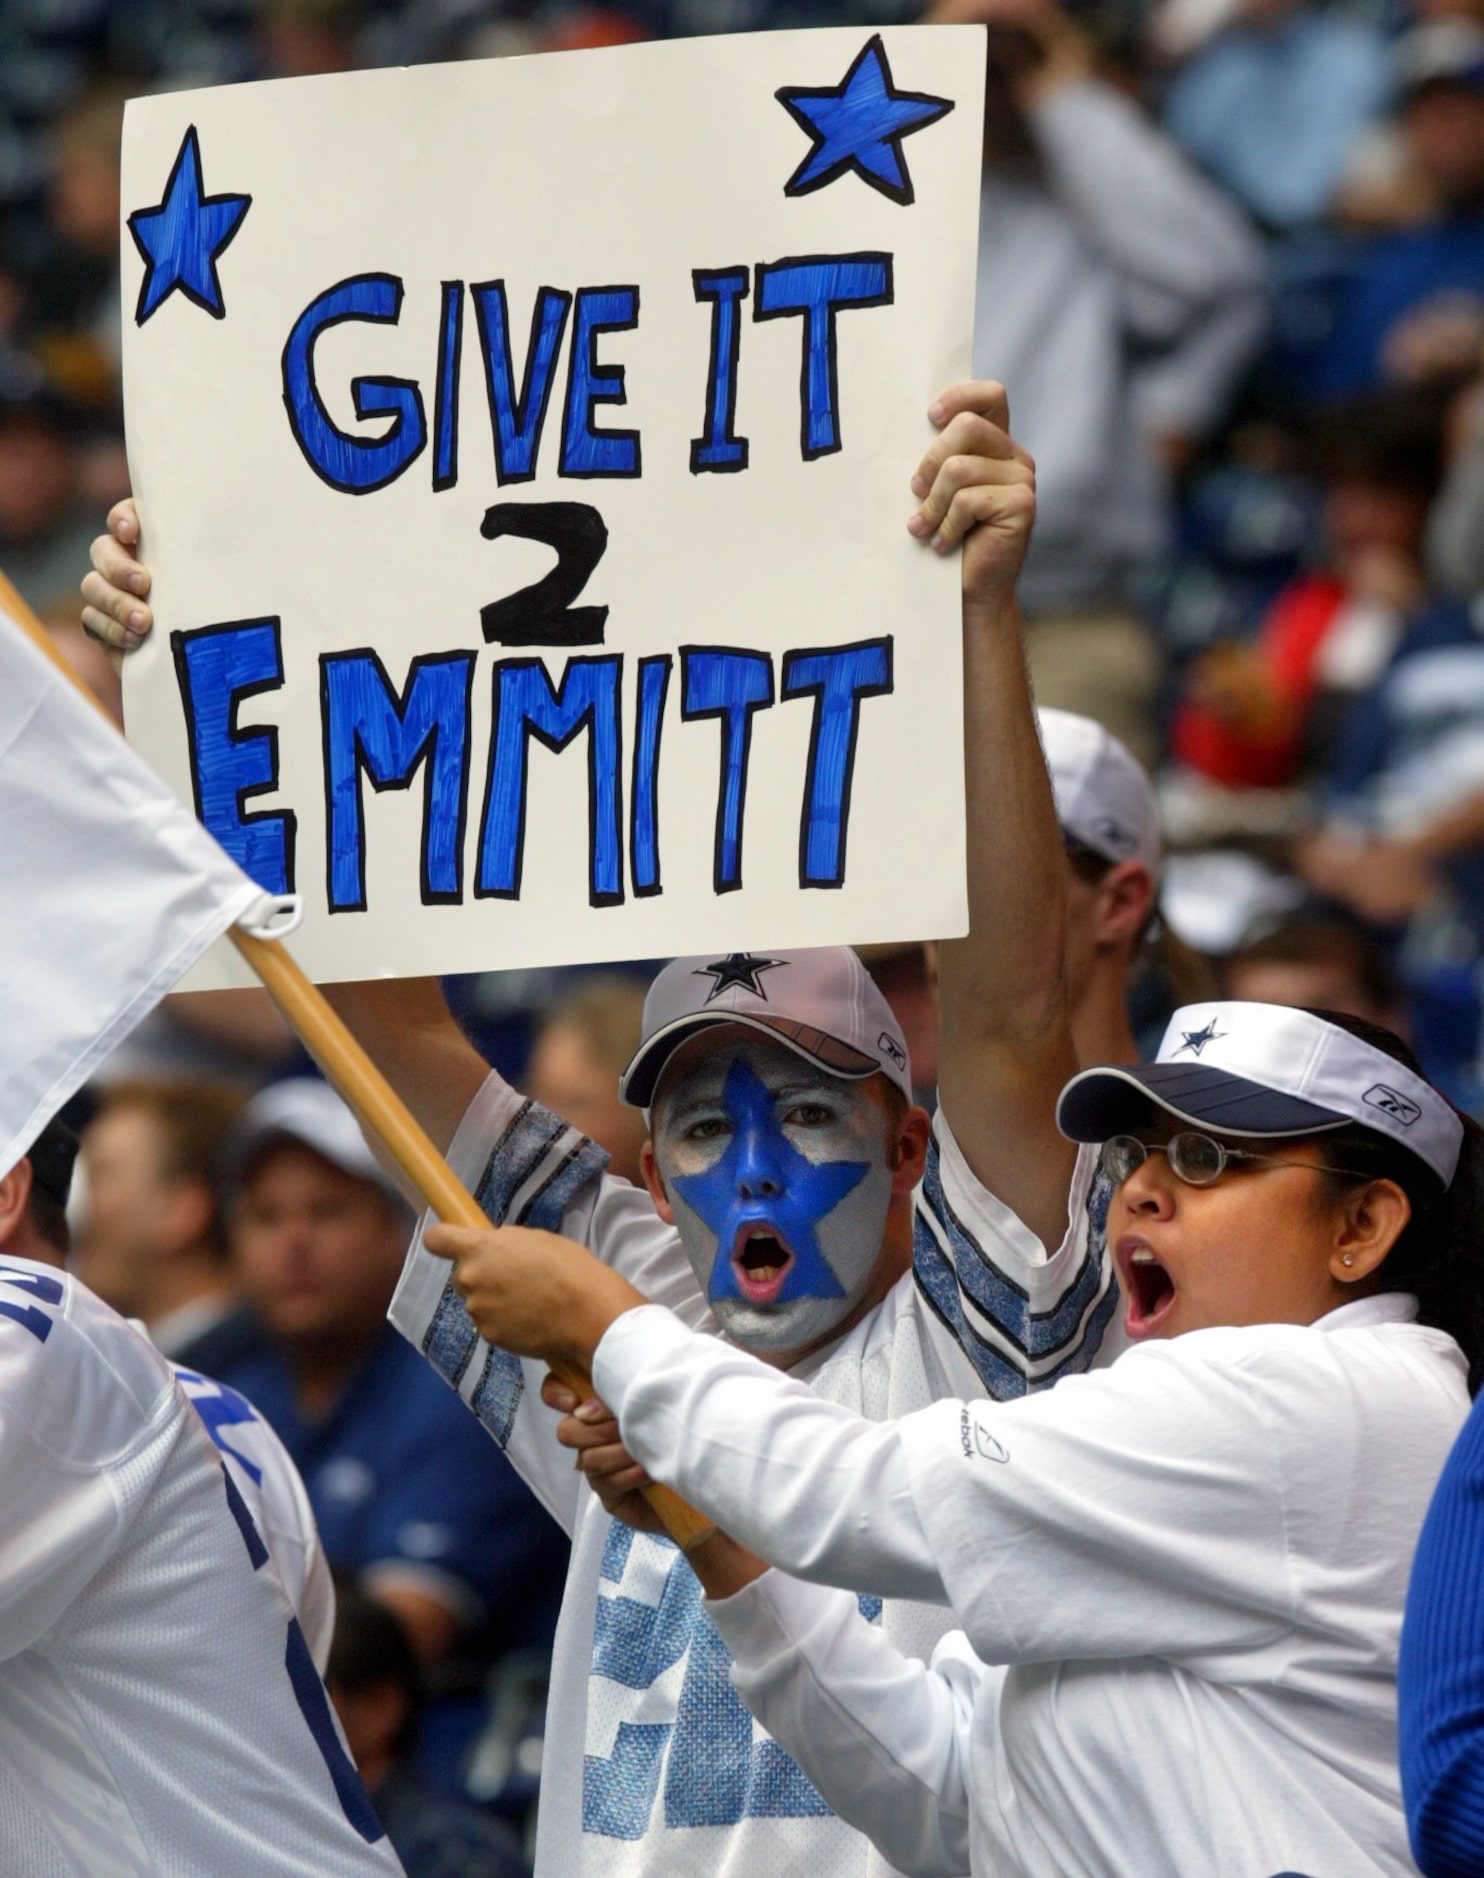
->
[650,1029,896,1356]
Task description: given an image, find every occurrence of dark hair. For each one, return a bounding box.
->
[1304,387,1451,496]
[1065,841,1217,1006]
[96,1081,246,1260]
[1302,1010,1484,1393]
[326,1577,422,1761]
[1225,915,1398,1020]
[25,1182,70,1259]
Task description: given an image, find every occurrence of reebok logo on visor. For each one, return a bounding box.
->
[1364,1084,1422,1127]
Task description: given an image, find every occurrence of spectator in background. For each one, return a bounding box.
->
[328,1581,530,1878]
[212,1077,568,1752]
[1222,911,1405,1029]
[0,360,95,613]
[25,82,126,399]
[931,0,1266,762]
[1173,387,1454,789]
[1161,0,1392,233]
[1425,346,1484,600]
[523,974,647,1185]
[1315,21,1484,403]
[76,1078,249,1367]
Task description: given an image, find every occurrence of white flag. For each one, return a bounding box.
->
[0,606,274,1178]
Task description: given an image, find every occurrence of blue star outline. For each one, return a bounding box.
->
[693,952,785,1003]
[672,1059,869,1305]
[1174,1019,1228,1057]
[776,35,955,207]
[127,125,251,326]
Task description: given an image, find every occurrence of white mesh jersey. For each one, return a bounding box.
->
[391,1076,1116,1878]
[0,1258,403,1878]
[169,1361,335,1671]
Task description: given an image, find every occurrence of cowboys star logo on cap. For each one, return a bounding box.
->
[619,947,915,1108]
[693,952,786,1003]
[1174,1018,1227,1058]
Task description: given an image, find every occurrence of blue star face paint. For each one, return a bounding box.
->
[651,1032,895,1355]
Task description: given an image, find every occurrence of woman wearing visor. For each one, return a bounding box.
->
[422,997,1483,1878]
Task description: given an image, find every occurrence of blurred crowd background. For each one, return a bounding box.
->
[9,0,1484,1867]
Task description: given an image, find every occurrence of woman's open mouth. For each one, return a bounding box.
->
[1117,1238,1177,1338]
[731,1223,797,1304]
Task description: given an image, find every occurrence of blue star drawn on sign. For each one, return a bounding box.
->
[693,952,786,1003]
[127,126,251,326]
[673,1060,869,1305]
[776,35,954,207]
[1174,1019,1228,1057]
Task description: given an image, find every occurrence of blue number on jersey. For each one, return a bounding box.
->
[218,1462,384,1844]
[584,1522,882,1837]
[176,1369,265,1484]
[0,1266,64,1344]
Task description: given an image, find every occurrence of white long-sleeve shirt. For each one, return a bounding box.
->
[595,1294,1468,1877]
[390,1075,1113,1877]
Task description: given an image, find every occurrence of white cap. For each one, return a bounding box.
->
[1039,708,1162,876]
[1397,18,1484,96]
[619,949,912,1108]
[1057,1001,1463,1187]
[231,1079,405,1201]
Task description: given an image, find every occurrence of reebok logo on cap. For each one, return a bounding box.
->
[1364,1085,1422,1127]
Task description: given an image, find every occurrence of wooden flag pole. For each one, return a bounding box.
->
[0,568,715,1552]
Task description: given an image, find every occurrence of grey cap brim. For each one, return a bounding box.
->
[1057,1062,1351,1143]
[621,1012,880,1109]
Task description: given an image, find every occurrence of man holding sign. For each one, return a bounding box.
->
[88,376,1108,1876]
[87,25,1113,1875]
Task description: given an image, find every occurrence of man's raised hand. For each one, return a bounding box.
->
[908,379,1036,618]
[81,498,151,651]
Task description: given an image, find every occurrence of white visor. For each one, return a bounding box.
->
[1057,1001,1463,1188]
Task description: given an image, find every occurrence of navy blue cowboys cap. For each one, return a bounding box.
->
[619,949,914,1109]
[1057,1000,1463,1188]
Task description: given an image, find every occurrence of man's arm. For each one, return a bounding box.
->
[912,383,1079,1253]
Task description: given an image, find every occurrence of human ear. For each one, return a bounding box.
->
[1094,862,1155,952]
[0,1161,32,1244]
[640,1140,676,1225]
[891,1107,932,1195]
[1330,1179,1412,1286]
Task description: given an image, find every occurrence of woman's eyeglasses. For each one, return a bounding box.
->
[1100,1132,1371,1190]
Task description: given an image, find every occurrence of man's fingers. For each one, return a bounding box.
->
[909,457,1034,547]
[540,1372,580,1416]
[90,528,151,598]
[108,497,140,546]
[929,379,1010,433]
[911,411,1020,495]
[422,1222,481,1261]
[936,478,1036,554]
[555,1412,622,1452]
[80,574,151,647]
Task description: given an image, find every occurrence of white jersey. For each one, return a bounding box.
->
[599,1294,1468,1878]
[0,1257,403,1878]
[390,1075,1113,1878]
[170,1362,335,1671]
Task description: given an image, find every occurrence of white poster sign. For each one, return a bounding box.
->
[120,28,983,985]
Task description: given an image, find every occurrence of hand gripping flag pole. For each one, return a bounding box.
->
[0,565,715,1553]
